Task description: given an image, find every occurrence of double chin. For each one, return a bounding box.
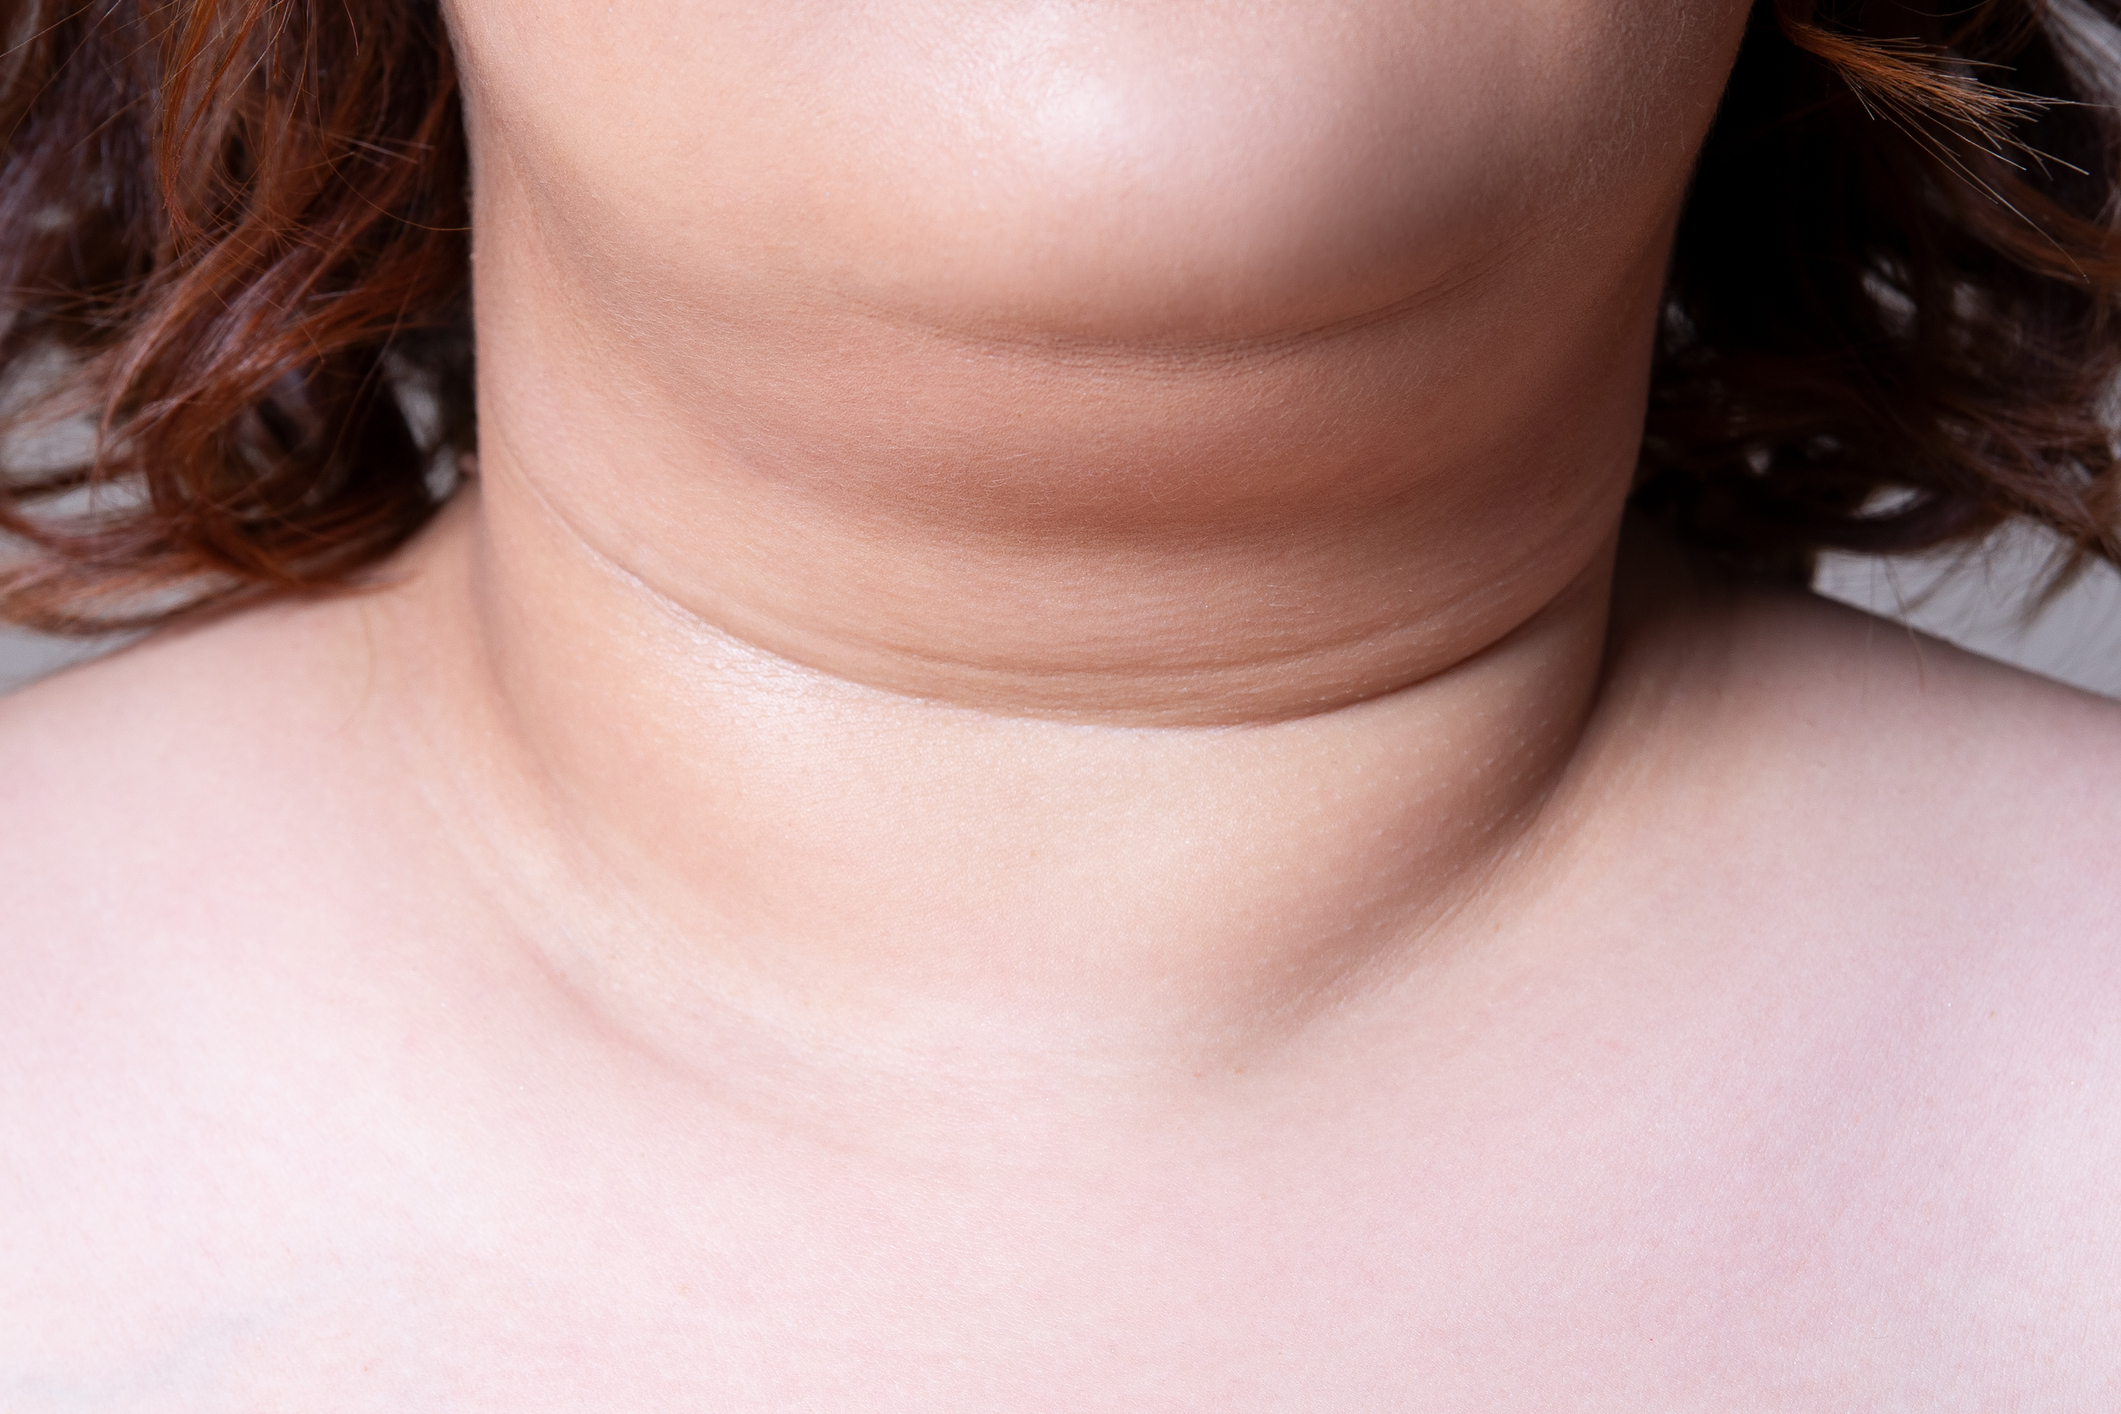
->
[453,0,1721,717]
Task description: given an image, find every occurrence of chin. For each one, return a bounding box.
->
[456,0,1751,349]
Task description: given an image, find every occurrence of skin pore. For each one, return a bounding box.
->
[5,0,2121,1406]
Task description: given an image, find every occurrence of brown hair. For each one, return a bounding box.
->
[0,0,468,629]
[1642,0,2121,584]
[1,0,2118,628]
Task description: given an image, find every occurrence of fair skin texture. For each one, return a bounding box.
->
[4,0,2121,1406]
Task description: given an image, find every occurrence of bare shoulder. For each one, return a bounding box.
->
[0,603,382,936]
[0,596,416,1114]
[1602,571,2121,932]
[0,602,499,1400]
[1740,582,2121,909]
[1718,573,2121,996]
[1515,575,2121,1397]
[1599,576,2121,1021]
[0,592,451,1066]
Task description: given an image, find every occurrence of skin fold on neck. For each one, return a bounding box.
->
[368,0,1754,1105]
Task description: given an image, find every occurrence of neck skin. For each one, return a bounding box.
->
[373,46,1704,1092]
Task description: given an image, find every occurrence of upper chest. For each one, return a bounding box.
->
[7,930,2117,1414]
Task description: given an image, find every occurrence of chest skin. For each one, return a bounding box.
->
[5,871,2115,1414]
[4,577,2120,1411]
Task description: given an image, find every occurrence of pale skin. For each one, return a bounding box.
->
[4,0,2121,1405]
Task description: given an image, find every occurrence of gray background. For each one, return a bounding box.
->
[1812,526,2121,699]
[4,524,2120,699]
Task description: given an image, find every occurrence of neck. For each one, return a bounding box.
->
[372,161,1676,1087]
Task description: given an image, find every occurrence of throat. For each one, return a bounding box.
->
[377,493,1619,1084]
[388,88,1679,1079]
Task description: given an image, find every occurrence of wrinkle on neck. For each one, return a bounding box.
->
[393,0,1750,1088]
[375,482,1620,1101]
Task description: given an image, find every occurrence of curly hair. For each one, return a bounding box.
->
[0,0,2118,628]
[1642,0,2121,583]
[0,0,468,629]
